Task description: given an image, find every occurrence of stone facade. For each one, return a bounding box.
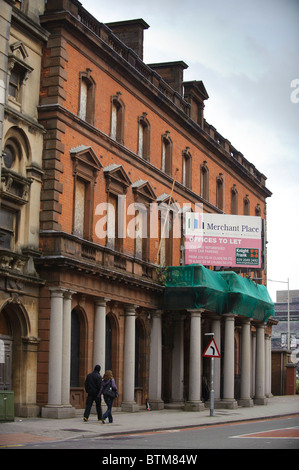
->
[0,0,48,417]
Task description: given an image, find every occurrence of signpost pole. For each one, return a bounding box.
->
[210,356,214,416]
[204,332,219,417]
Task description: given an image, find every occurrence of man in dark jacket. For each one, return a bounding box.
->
[83,365,102,422]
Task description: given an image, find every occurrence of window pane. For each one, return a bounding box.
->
[79,80,88,120]
[8,69,19,98]
[74,179,85,237]
[0,209,14,249]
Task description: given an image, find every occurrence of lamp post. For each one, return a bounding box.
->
[268,278,290,350]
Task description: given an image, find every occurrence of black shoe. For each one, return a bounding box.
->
[102,419,105,424]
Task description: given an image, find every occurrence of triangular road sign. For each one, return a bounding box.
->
[203,338,221,358]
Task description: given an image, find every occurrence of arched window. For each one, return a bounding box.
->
[1,129,31,250]
[255,204,261,216]
[231,184,238,214]
[182,148,192,189]
[111,92,125,144]
[137,113,150,161]
[161,132,172,176]
[216,173,224,210]
[243,195,250,215]
[200,161,209,201]
[78,69,96,124]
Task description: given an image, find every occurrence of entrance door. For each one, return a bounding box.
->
[0,337,13,390]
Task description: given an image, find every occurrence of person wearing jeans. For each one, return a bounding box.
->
[98,370,118,423]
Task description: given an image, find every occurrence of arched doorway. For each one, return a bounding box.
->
[70,306,87,408]
[135,316,146,406]
[0,300,38,415]
[0,308,13,390]
[105,312,118,375]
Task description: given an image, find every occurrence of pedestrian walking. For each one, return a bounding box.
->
[83,365,102,422]
[98,370,118,424]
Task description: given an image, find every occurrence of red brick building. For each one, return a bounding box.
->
[36,0,273,417]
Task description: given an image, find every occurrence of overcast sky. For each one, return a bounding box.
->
[82,0,299,301]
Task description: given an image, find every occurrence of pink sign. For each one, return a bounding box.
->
[185,214,262,268]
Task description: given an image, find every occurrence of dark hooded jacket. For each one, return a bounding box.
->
[84,366,102,396]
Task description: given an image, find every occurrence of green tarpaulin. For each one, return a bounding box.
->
[163,264,274,322]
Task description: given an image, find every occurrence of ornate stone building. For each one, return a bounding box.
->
[34,0,273,418]
[0,0,48,416]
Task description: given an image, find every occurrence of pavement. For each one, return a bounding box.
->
[0,395,298,448]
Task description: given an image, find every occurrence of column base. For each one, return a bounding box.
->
[253,396,268,405]
[121,401,139,412]
[41,405,76,419]
[238,397,254,407]
[165,400,184,410]
[15,404,40,418]
[149,399,164,410]
[220,399,238,409]
[184,400,205,412]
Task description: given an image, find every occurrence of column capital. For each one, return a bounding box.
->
[256,321,266,330]
[64,290,76,300]
[223,313,237,320]
[187,308,203,317]
[48,286,67,297]
[241,317,252,325]
[95,297,110,307]
[125,304,139,315]
[151,309,163,319]
[210,314,221,321]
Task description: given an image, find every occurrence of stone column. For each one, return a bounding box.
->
[42,288,69,418]
[254,322,267,405]
[61,290,76,415]
[149,310,164,409]
[94,298,110,370]
[211,316,221,404]
[222,314,238,409]
[47,288,64,406]
[239,318,253,407]
[251,331,256,397]
[122,304,139,412]
[265,334,273,397]
[185,310,204,411]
